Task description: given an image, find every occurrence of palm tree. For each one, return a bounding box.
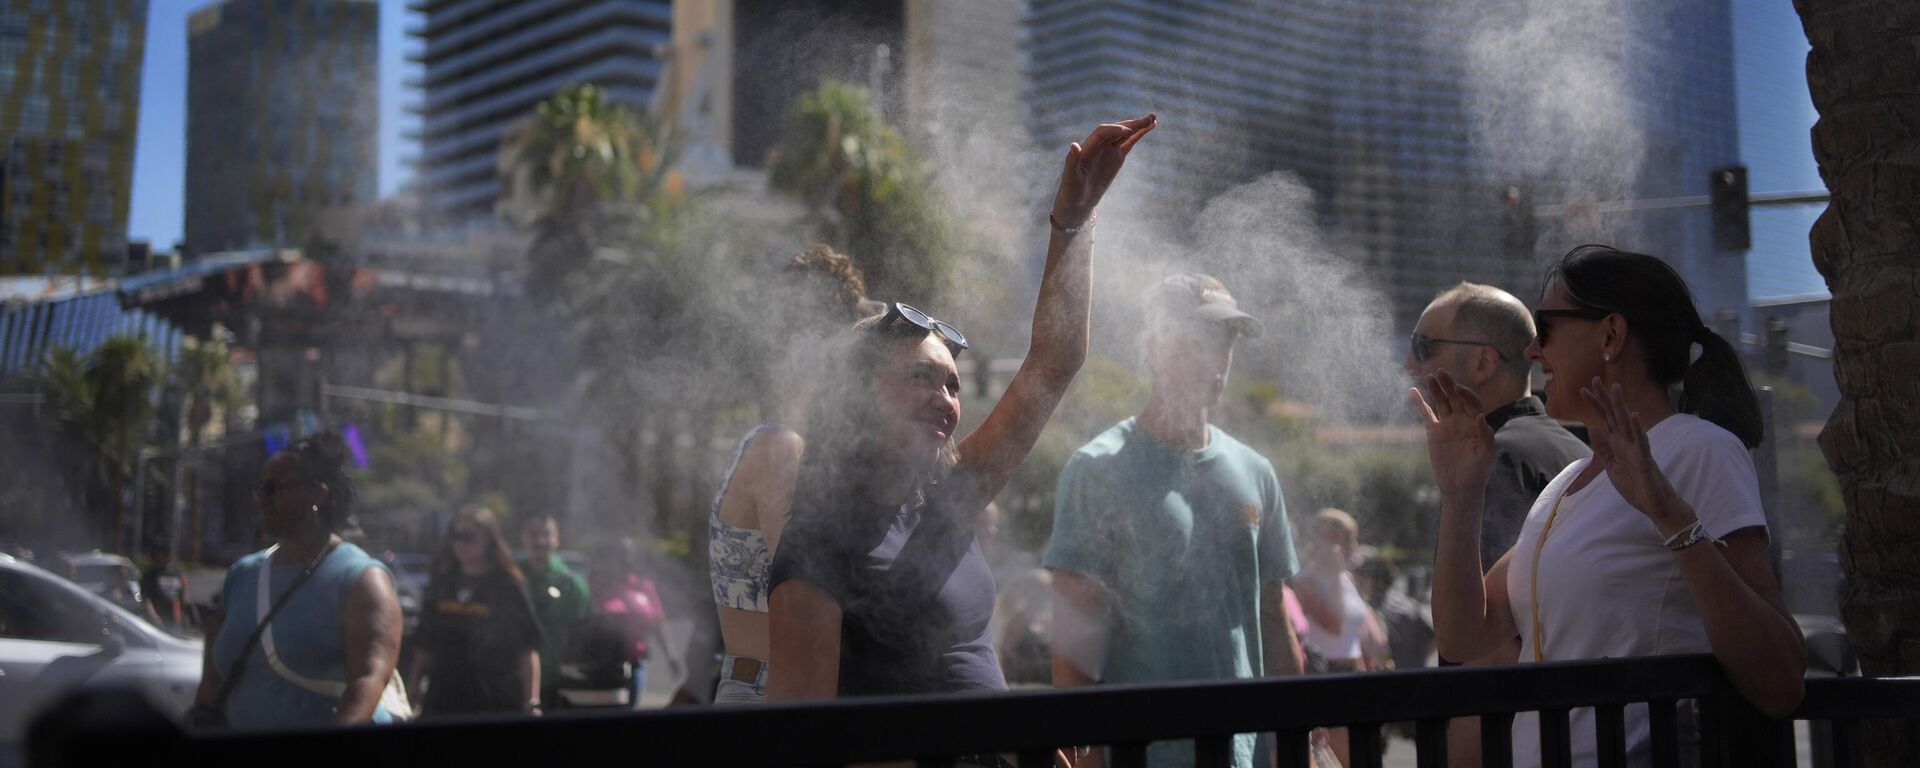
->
[39,337,160,549]
[173,338,240,561]
[500,83,683,303]
[767,80,956,304]
[1796,1,1920,763]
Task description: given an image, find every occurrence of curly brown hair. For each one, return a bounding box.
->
[785,243,872,323]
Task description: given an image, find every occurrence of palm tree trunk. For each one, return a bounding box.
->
[1796,1,1920,764]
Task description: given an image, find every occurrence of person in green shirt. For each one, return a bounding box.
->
[519,514,591,708]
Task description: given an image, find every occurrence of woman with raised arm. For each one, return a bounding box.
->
[766,115,1154,711]
[1414,245,1805,767]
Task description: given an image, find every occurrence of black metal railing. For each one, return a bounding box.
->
[48,655,1920,768]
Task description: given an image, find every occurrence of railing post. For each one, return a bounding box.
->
[1595,704,1626,768]
[1828,719,1856,767]
[1539,708,1573,768]
[1699,696,1727,768]
[1193,735,1233,768]
[1274,729,1311,768]
[1648,698,1680,768]
[1481,712,1514,768]
[1347,725,1384,768]
[1109,742,1148,768]
[1415,718,1448,766]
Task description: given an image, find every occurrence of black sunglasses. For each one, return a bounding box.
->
[1410,332,1510,363]
[1533,307,1613,345]
[884,302,968,352]
[254,478,299,500]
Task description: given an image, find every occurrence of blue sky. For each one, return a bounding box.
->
[1732,0,1827,300]
[127,0,417,250]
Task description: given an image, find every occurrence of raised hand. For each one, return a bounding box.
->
[1051,114,1156,226]
[1410,370,1497,504]
[1580,378,1688,529]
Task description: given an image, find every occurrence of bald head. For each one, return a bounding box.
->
[1408,283,1535,398]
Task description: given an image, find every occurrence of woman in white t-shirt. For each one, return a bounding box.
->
[1412,245,1806,767]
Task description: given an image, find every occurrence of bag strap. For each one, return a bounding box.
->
[211,541,338,713]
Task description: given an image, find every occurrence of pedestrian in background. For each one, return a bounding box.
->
[191,432,403,729]
[409,505,543,717]
[519,513,590,710]
[141,538,188,631]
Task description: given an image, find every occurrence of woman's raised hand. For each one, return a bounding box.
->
[1410,370,1497,504]
[1580,378,1688,529]
[1051,114,1156,226]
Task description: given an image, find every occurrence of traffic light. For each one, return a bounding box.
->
[1710,166,1750,251]
[1501,184,1535,261]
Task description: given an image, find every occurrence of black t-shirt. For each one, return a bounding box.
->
[770,491,1006,696]
[416,569,544,715]
[1483,396,1593,570]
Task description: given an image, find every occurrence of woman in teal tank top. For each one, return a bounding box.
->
[191,433,405,729]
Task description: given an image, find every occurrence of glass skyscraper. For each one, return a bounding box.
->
[185,0,379,255]
[411,0,672,222]
[0,0,146,275]
[1025,0,1746,328]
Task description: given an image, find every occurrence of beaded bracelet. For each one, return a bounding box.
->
[1663,519,1724,551]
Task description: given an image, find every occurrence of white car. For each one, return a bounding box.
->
[0,553,201,752]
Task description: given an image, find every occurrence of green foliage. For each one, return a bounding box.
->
[37,337,163,544]
[354,428,471,525]
[768,80,957,304]
[503,84,686,303]
[174,338,240,447]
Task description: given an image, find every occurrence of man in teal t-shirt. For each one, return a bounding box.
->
[519,514,591,708]
[1046,274,1303,768]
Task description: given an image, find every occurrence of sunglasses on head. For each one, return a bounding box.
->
[1533,307,1613,345]
[1409,332,1511,363]
[883,302,968,352]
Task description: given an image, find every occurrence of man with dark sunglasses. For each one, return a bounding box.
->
[1405,282,1590,768]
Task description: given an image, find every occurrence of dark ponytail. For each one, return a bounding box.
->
[1681,327,1764,448]
[290,431,357,531]
[1550,245,1764,448]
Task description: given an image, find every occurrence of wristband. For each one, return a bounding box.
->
[1050,209,1095,234]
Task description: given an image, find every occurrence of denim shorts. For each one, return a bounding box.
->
[713,655,767,705]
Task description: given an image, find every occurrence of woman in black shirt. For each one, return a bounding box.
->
[767,114,1155,703]
[408,505,544,716]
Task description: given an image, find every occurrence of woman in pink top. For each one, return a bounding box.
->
[591,541,680,708]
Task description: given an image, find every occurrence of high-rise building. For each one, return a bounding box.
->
[0,0,146,276]
[1025,0,1746,329]
[185,0,379,255]
[1733,0,1826,302]
[411,0,672,222]
[730,0,905,169]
